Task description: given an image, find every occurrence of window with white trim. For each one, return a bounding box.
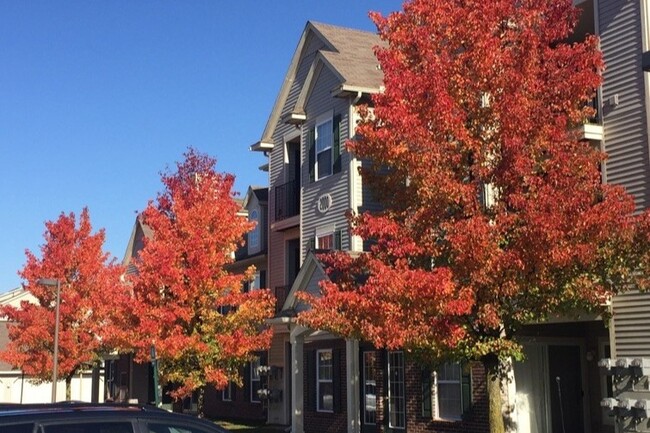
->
[222,382,232,401]
[316,118,333,180]
[434,362,464,420]
[317,233,334,250]
[249,209,260,249]
[317,349,334,412]
[250,357,261,403]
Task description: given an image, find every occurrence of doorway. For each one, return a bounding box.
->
[514,342,586,433]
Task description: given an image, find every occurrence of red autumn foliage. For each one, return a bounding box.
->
[0,208,125,395]
[120,149,275,400]
[299,1,650,430]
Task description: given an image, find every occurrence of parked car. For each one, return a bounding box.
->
[0,402,229,433]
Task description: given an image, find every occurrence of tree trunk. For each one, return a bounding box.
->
[65,375,72,401]
[197,387,205,418]
[484,354,505,433]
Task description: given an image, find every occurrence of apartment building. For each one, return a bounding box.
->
[250,21,490,433]
[251,0,650,430]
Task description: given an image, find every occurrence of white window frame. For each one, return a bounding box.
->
[248,209,260,249]
[317,349,334,413]
[315,114,333,181]
[388,351,406,430]
[250,357,261,403]
[222,382,232,402]
[433,362,465,420]
[250,272,261,291]
[316,232,334,250]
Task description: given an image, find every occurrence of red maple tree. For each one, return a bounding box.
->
[121,149,274,410]
[299,1,650,432]
[0,208,125,400]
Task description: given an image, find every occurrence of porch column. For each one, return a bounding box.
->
[346,339,360,433]
[291,326,308,433]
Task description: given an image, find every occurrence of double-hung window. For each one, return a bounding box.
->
[434,362,468,420]
[316,118,333,180]
[317,349,334,412]
[308,113,341,182]
[250,357,261,403]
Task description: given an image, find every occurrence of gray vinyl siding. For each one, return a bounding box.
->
[301,66,353,260]
[600,0,650,210]
[612,290,650,357]
[267,34,329,293]
[294,266,327,314]
[599,0,650,358]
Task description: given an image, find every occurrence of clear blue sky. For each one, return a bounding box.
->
[0,0,401,292]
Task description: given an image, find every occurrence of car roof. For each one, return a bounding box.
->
[0,403,224,431]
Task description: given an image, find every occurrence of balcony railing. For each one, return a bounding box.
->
[275,180,300,221]
[273,285,289,314]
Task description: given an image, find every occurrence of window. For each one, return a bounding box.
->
[363,351,377,425]
[248,209,260,249]
[316,118,333,179]
[308,114,341,182]
[44,423,133,433]
[435,362,465,420]
[388,351,405,429]
[250,272,261,291]
[222,381,232,401]
[317,233,334,250]
[147,423,218,433]
[312,229,341,251]
[251,357,261,403]
[317,349,334,412]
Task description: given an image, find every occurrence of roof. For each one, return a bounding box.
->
[310,21,384,91]
[251,186,268,203]
[253,21,384,150]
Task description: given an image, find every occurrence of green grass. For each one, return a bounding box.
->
[213,420,287,433]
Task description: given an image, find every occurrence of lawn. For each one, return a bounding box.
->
[213,420,287,433]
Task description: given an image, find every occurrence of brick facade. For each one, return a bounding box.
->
[302,338,489,433]
[203,383,267,422]
[304,339,348,433]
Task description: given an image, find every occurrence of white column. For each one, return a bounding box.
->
[346,339,360,433]
[291,326,307,433]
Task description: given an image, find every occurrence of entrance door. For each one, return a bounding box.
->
[548,345,584,433]
[514,343,585,433]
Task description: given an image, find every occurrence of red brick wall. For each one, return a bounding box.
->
[401,361,489,433]
[203,383,267,422]
[304,339,348,433]
[303,341,489,433]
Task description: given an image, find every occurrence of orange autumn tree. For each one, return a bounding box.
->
[122,149,274,411]
[0,208,125,400]
[299,1,650,432]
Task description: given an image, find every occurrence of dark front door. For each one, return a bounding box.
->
[548,345,584,433]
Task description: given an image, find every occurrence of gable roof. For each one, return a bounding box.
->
[281,250,328,315]
[252,21,384,151]
[311,22,384,91]
[121,216,153,271]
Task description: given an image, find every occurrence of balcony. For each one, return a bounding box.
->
[274,180,300,222]
[577,96,603,142]
[273,285,289,314]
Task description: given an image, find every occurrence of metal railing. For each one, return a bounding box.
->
[274,180,299,221]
